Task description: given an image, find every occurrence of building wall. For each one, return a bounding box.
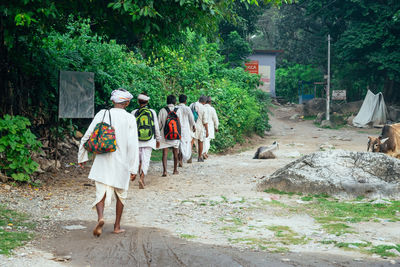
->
[248,54,277,97]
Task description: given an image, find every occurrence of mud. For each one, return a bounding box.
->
[40,221,394,267]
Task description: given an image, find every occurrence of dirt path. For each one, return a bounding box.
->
[1,105,398,266]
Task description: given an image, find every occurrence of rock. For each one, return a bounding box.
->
[38,158,61,171]
[63,225,87,230]
[60,142,72,150]
[290,114,301,120]
[387,106,400,122]
[257,150,400,198]
[303,98,326,116]
[253,141,279,159]
[74,131,83,139]
[0,173,9,183]
[320,143,335,151]
[388,249,400,256]
[321,120,334,128]
[314,112,325,124]
[347,115,355,125]
[331,100,363,114]
[4,185,11,190]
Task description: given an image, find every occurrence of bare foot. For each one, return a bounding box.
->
[187,158,192,164]
[93,219,104,237]
[162,172,167,177]
[178,161,183,167]
[138,178,145,189]
[173,170,179,175]
[113,228,126,234]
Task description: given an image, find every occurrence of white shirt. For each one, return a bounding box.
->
[78,108,139,190]
[177,103,195,142]
[204,104,219,139]
[190,102,208,140]
[158,104,183,148]
[132,107,161,149]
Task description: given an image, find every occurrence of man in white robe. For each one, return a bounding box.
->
[78,88,139,236]
[203,96,219,159]
[158,95,183,176]
[189,95,209,162]
[132,93,161,189]
[177,94,196,166]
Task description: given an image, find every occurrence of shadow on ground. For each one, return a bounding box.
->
[38,220,394,267]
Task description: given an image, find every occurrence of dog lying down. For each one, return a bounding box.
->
[253,141,279,159]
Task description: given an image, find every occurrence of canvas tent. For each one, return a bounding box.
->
[353,90,387,128]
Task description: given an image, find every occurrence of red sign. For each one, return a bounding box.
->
[245,61,259,74]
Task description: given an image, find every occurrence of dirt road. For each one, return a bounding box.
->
[1,105,398,266]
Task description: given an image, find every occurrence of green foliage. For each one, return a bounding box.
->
[275,63,323,102]
[0,115,41,183]
[220,31,252,67]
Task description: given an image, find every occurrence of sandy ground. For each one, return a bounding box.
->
[1,105,399,266]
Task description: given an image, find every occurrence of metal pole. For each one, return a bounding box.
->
[326,34,331,121]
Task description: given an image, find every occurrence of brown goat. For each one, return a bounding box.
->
[367,123,400,158]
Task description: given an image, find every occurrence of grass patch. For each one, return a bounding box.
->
[335,242,371,249]
[180,234,196,239]
[319,240,337,245]
[369,244,400,257]
[266,225,308,245]
[305,199,400,224]
[0,206,35,255]
[301,196,313,201]
[263,188,301,196]
[303,115,317,121]
[219,226,243,233]
[322,223,354,236]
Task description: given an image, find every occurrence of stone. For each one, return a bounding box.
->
[289,114,301,120]
[253,141,279,159]
[314,112,325,124]
[257,150,400,198]
[63,225,87,230]
[347,115,355,125]
[387,106,400,122]
[4,185,11,190]
[0,173,9,183]
[303,98,326,116]
[321,120,334,128]
[74,131,83,139]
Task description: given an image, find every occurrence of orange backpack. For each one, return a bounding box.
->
[164,107,181,140]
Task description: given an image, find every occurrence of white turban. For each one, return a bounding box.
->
[138,94,150,101]
[110,89,133,103]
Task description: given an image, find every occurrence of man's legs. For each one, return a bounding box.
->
[93,194,106,237]
[198,140,204,162]
[113,193,125,234]
[173,148,179,174]
[162,148,168,176]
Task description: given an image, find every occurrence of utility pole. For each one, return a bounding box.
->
[326,34,331,121]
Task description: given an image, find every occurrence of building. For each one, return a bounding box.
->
[246,50,283,98]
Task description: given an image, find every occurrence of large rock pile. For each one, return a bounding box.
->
[257,150,400,199]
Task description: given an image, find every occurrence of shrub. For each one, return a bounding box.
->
[0,115,41,182]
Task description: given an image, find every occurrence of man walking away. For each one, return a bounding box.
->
[78,88,139,236]
[178,94,196,167]
[158,95,183,176]
[189,95,209,162]
[203,96,219,159]
[132,92,161,189]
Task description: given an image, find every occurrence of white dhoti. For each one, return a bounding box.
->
[204,137,211,154]
[180,140,192,162]
[92,181,127,209]
[139,147,153,175]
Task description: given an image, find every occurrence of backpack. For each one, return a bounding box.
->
[135,107,155,141]
[164,107,181,140]
[84,109,116,154]
[191,103,199,122]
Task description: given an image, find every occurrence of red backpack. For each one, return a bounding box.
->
[164,107,181,140]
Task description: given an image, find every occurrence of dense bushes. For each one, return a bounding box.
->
[0,115,41,183]
[41,20,270,152]
[275,63,323,103]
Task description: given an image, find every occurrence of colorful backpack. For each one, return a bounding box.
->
[135,107,155,141]
[164,107,181,140]
[191,103,199,122]
[84,110,116,154]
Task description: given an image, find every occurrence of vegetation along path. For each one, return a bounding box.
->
[0,106,399,266]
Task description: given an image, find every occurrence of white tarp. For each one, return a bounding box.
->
[353,90,387,128]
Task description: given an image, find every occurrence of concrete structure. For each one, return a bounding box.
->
[247,50,283,97]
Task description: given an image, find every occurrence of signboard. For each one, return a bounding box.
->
[59,71,95,118]
[332,90,346,100]
[245,61,259,74]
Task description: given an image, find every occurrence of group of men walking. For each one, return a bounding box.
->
[78,88,219,236]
